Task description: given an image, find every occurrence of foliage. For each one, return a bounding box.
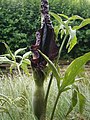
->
[0,43,31,76]
[0,0,40,53]
[0,0,90,58]
[40,50,90,120]
[0,66,90,120]
[0,11,90,119]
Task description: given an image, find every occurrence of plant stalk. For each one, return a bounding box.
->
[50,91,61,120]
[50,35,68,120]
[56,34,68,64]
[32,68,46,120]
[45,73,53,107]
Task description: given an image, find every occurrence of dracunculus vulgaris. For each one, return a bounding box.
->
[31,0,58,120]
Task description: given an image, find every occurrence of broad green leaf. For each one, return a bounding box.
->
[38,50,60,88]
[0,57,12,64]
[61,29,65,39]
[23,51,32,59]
[73,18,90,30]
[68,15,83,21]
[15,55,22,59]
[3,42,15,60]
[0,54,11,58]
[61,52,90,90]
[54,26,60,38]
[50,12,62,23]
[66,26,77,52]
[66,90,77,116]
[59,14,68,19]
[15,48,26,56]
[68,36,77,53]
[78,92,86,114]
[21,62,30,76]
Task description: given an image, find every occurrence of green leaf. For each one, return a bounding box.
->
[23,51,32,59]
[50,12,62,23]
[3,42,15,60]
[66,90,77,116]
[78,92,86,114]
[61,29,65,39]
[0,57,12,64]
[59,14,68,19]
[68,15,83,21]
[73,18,90,30]
[68,36,77,53]
[21,62,30,76]
[22,59,31,65]
[66,26,77,52]
[38,50,60,88]
[14,48,26,56]
[54,26,60,38]
[61,52,90,90]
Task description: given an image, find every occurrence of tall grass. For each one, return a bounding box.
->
[0,73,36,120]
[0,68,90,120]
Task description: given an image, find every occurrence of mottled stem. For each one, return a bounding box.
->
[32,68,46,120]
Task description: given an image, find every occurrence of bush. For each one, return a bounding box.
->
[0,0,40,52]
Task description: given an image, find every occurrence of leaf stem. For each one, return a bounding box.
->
[50,34,68,120]
[50,91,61,120]
[56,34,68,64]
[45,73,53,107]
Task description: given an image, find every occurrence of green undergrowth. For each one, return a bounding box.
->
[0,69,90,120]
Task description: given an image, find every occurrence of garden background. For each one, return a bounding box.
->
[0,0,90,59]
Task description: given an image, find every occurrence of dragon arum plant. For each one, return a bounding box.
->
[30,0,90,120]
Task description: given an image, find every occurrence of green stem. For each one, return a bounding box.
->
[50,35,68,120]
[17,64,22,77]
[32,68,46,120]
[45,73,53,107]
[56,34,68,64]
[50,91,61,120]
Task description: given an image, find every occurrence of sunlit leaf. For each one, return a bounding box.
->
[50,12,62,23]
[66,26,77,52]
[59,14,68,19]
[22,59,31,65]
[23,51,32,59]
[61,29,65,39]
[21,62,30,76]
[73,18,90,30]
[0,57,12,64]
[3,42,15,60]
[69,15,83,21]
[68,36,77,53]
[15,48,26,56]
[61,52,90,90]
[54,26,60,38]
